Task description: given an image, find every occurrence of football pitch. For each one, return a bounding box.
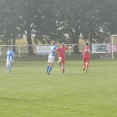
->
[0,58,117,117]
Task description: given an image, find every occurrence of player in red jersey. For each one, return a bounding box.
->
[54,43,75,75]
[81,43,90,73]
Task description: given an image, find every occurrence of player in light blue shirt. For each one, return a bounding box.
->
[6,47,15,74]
[46,42,57,75]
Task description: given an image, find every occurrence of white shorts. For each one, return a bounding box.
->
[48,56,55,63]
[6,59,14,66]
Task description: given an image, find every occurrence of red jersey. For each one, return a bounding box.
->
[56,46,68,57]
[83,46,90,57]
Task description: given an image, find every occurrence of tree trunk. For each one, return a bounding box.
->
[72,27,81,54]
[26,26,34,55]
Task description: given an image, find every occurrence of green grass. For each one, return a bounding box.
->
[0,56,117,117]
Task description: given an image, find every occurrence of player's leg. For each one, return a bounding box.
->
[82,61,85,71]
[61,64,65,75]
[9,60,14,72]
[58,57,62,63]
[85,62,89,73]
[61,58,65,74]
[46,63,50,73]
[47,56,55,75]
[82,57,86,71]
[6,65,10,73]
[46,56,50,73]
[46,56,52,73]
[6,60,10,74]
[47,63,53,75]
[58,57,62,68]
[85,58,90,73]
[59,61,61,68]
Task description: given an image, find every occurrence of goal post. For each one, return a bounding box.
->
[111,35,117,59]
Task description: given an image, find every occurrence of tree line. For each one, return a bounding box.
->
[0,0,117,54]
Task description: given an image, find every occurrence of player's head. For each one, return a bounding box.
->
[8,46,12,50]
[53,41,56,45]
[61,43,64,47]
[86,43,89,46]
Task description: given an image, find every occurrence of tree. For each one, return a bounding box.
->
[1,0,117,55]
[0,0,21,52]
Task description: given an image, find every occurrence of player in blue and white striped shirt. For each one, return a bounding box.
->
[6,47,15,74]
[46,42,57,75]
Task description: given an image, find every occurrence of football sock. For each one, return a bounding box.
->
[6,66,9,72]
[9,65,13,70]
[62,67,65,74]
[46,65,50,72]
[86,64,89,70]
[48,66,52,73]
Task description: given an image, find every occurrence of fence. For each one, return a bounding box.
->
[0,44,85,57]
[0,44,117,59]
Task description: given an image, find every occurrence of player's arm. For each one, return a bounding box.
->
[81,48,90,56]
[11,51,15,57]
[68,44,75,50]
[49,48,58,54]
[81,51,86,56]
[52,49,57,53]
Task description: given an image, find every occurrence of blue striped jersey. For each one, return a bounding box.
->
[49,45,57,56]
[7,49,14,60]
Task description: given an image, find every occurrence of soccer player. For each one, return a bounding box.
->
[6,47,15,74]
[46,42,57,75]
[81,43,90,73]
[54,43,75,75]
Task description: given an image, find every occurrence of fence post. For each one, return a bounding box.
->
[18,45,20,57]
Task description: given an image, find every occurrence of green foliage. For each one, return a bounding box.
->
[0,0,117,51]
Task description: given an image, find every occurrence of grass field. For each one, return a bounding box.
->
[0,55,117,117]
